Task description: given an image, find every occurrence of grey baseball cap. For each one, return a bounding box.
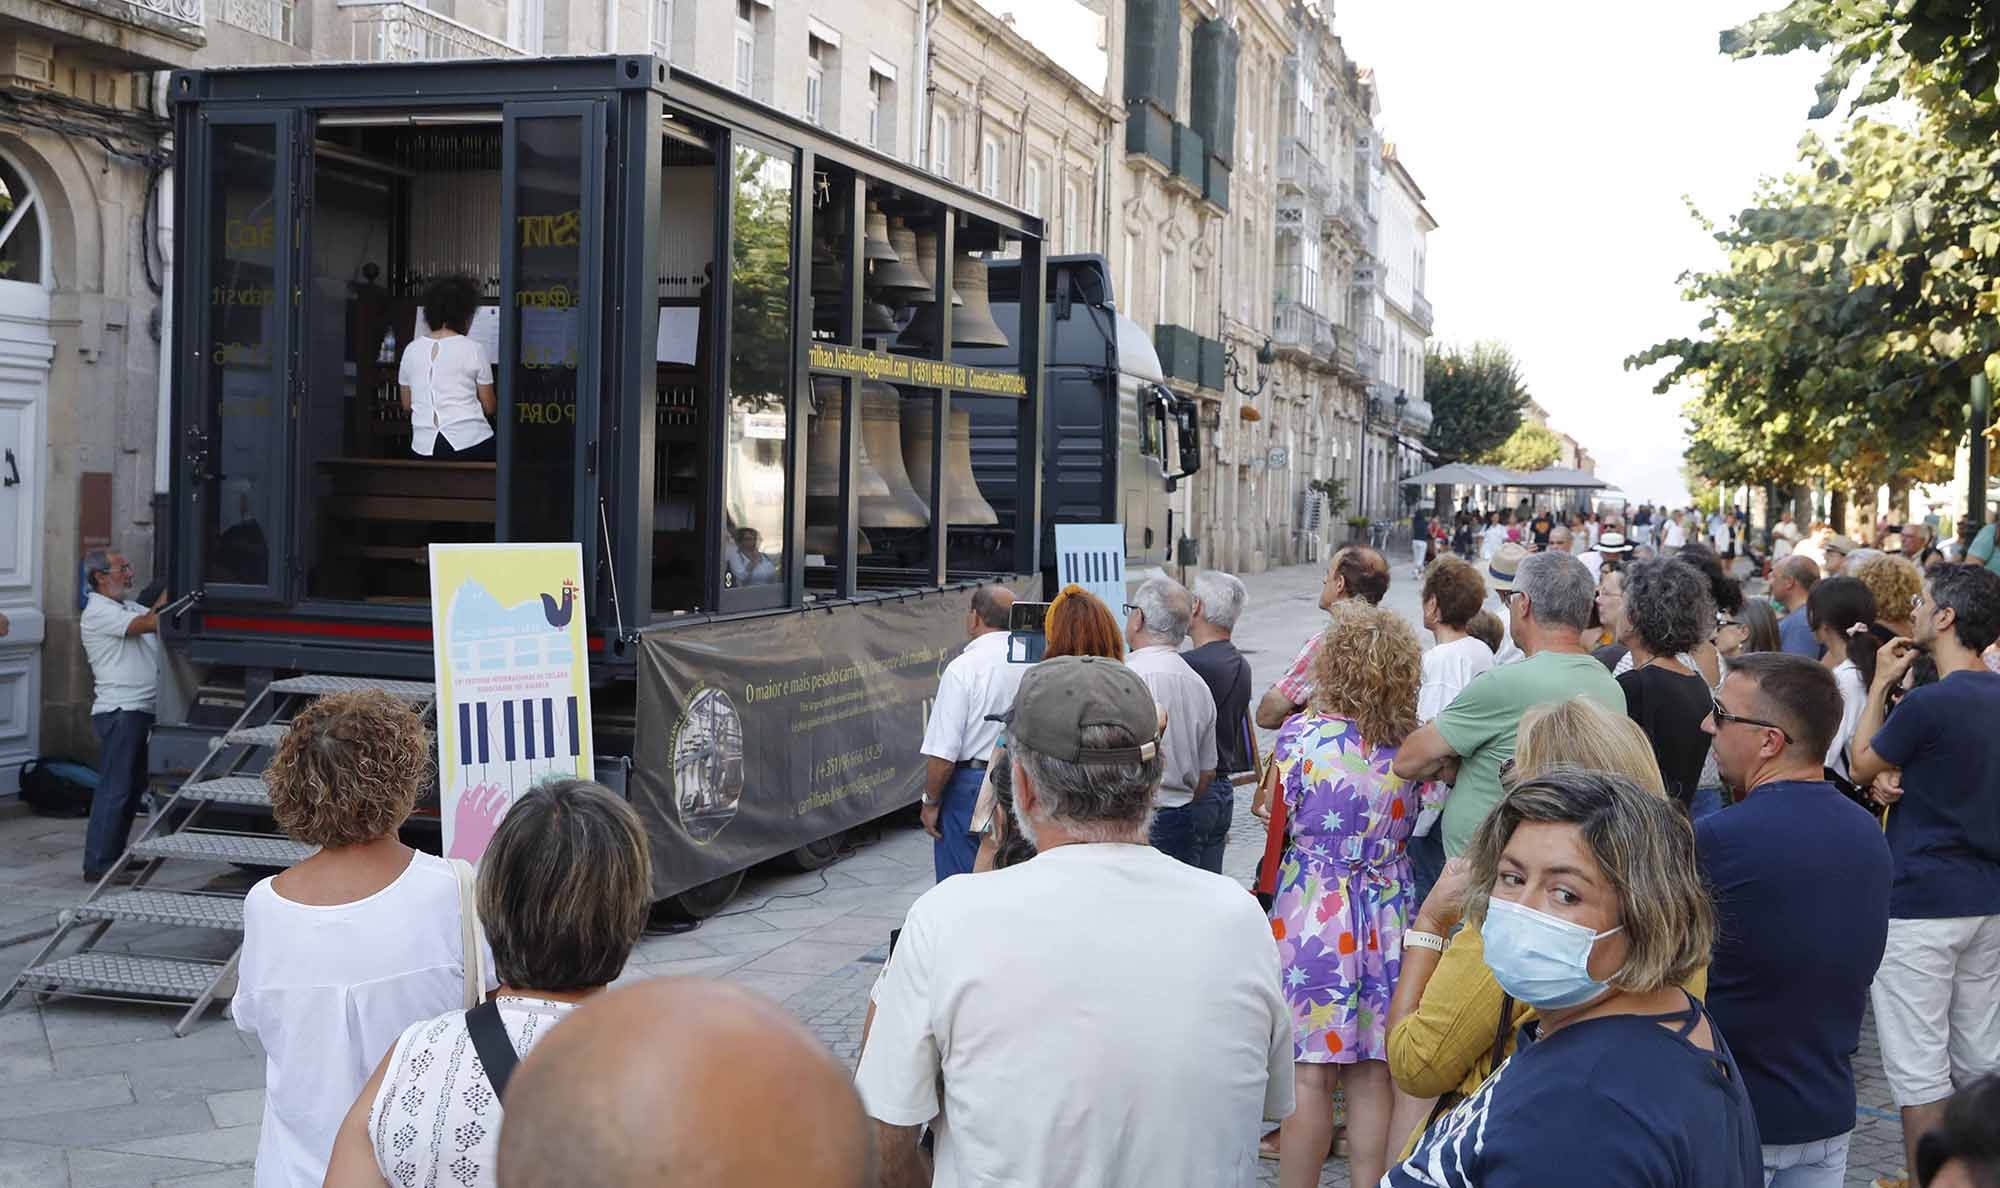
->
[988,655,1160,764]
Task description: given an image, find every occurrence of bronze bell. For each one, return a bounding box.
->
[862,294,900,335]
[805,377,885,555]
[871,218,932,298]
[950,251,1011,349]
[900,400,1000,526]
[896,227,965,351]
[863,203,899,264]
[856,382,931,528]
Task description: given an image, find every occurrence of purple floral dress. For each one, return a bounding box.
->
[1268,712,1440,1064]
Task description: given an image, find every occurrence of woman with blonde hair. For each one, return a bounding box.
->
[1269,601,1441,1188]
[1385,768,1760,1185]
[234,690,493,1188]
[1853,553,1923,638]
[1384,697,1709,1157]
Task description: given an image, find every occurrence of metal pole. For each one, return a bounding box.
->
[1972,372,1992,530]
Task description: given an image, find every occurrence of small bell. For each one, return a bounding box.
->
[871,219,932,298]
[949,252,1011,349]
[863,203,898,263]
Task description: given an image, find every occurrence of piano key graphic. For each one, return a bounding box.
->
[455,695,583,774]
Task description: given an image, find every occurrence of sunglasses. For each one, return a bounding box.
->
[1709,696,1792,745]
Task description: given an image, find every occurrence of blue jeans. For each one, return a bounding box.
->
[1407,826,1447,910]
[1150,800,1200,866]
[85,710,153,878]
[932,765,985,882]
[1690,785,1726,820]
[1762,1132,1850,1187]
[1190,777,1234,873]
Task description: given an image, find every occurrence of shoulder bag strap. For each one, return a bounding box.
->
[464,1000,520,1101]
[1490,992,1517,1071]
[451,858,486,1009]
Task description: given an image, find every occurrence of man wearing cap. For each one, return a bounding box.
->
[917,584,1023,882]
[1393,550,1625,858]
[1254,546,1390,728]
[1471,543,1530,666]
[1122,576,1218,867]
[856,655,1294,1188]
[1824,533,1857,576]
[1771,554,1823,658]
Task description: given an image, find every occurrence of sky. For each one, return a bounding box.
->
[1331,1,1835,506]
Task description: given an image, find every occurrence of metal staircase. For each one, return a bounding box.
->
[0,674,435,1035]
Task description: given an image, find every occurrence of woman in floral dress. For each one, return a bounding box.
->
[1269,600,1438,1188]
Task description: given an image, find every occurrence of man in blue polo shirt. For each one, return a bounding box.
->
[1852,563,2000,1184]
[1699,652,1891,1187]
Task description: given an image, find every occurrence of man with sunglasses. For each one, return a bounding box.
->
[1848,564,2000,1187]
[1698,653,1892,1188]
[79,548,169,883]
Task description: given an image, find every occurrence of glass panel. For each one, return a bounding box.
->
[202,122,282,588]
[720,141,793,593]
[0,158,41,285]
[509,115,585,543]
[652,123,716,616]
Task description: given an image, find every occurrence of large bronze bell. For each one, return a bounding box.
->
[863,203,898,264]
[897,227,964,351]
[804,377,886,555]
[872,218,932,298]
[900,399,1000,525]
[856,382,930,528]
[949,251,1012,349]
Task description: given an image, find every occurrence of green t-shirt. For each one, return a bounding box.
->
[1969,523,2000,575]
[1433,650,1627,856]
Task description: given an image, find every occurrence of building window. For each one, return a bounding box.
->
[980,134,1002,199]
[1062,179,1080,253]
[867,71,883,148]
[930,110,953,178]
[805,37,826,125]
[1024,158,1044,216]
[647,0,669,58]
[1158,248,1172,324]
[1124,231,1139,310]
[733,0,756,95]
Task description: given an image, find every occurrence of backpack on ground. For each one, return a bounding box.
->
[19,758,98,818]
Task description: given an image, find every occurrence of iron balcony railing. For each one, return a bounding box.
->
[108,0,203,29]
[1273,301,1337,360]
[219,0,288,40]
[339,0,522,60]
[1412,291,1434,333]
[1276,137,1331,200]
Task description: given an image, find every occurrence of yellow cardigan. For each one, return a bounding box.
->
[1386,921,1709,1104]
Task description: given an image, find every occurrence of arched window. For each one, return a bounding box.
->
[0,154,45,286]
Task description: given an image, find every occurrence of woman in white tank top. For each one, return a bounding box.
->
[320,779,655,1188]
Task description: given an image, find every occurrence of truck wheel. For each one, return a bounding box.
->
[667,871,745,920]
[785,832,844,871]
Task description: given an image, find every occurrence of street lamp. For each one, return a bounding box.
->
[1224,337,1278,398]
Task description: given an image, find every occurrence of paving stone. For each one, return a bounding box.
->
[0,1100,214,1148]
[697,928,816,957]
[203,1089,262,1130]
[52,1026,251,1079]
[42,1002,189,1050]
[157,1169,256,1188]
[725,970,824,1006]
[0,1138,65,1188]
[100,1123,261,1165]
[0,1073,131,1120]
[66,1148,223,1188]
[741,940,875,977]
[126,1057,266,1105]
[617,953,757,983]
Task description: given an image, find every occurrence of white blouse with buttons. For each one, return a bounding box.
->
[398,333,495,456]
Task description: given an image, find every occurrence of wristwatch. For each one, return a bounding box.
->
[1403,930,1447,953]
[920,794,941,807]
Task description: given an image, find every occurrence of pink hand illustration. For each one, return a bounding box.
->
[448,782,509,862]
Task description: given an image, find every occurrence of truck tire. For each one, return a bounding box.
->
[668,871,745,920]
[784,832,844,871]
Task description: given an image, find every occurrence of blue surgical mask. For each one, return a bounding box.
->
[1482,897,1624,1010]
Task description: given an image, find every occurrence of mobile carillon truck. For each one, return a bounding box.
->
[3,55,1188,1029]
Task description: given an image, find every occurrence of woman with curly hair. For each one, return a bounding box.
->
[1615,558,1720,816]
[234,690,493,1188]
[1270,601,1441,1188]
[1853,553,1923,639]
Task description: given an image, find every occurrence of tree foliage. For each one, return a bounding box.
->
[1480,423,1564,473]
[1424,342,1531,463]
[1630,1,2000,491]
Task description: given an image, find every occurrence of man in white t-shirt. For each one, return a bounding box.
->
[1663,509,1689,554]
[918,584,1023,882]
[856,656,1293,1188]
[78,548,165,882]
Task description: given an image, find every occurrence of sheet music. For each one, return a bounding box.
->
[656,306,699,364]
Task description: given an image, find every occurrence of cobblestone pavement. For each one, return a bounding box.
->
[0,553,1908,1186]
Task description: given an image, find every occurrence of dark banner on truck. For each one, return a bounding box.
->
[632,591,976,897]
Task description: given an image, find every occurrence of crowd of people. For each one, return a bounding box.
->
[211,501,2000,1187]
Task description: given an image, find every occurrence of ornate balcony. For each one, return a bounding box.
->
[1273,301,1336,361]
[1412,290,1434,334]
[338,0,521,61]
[219,0,289,41]
[41,0,206,57]
[1276,137,1331,200]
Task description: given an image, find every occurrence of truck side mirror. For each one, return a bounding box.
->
[1167,395,1202,482]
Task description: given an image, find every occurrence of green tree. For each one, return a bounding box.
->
[1423,342,1532,462]
[1481,423,1563,472]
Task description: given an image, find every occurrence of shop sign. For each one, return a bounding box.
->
[807,343,1028,398]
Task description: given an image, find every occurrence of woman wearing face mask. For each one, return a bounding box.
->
[1383,696,1704,1156]
[1384,767,1760,1187]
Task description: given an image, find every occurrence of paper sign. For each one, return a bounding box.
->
[411,305,501,370]
[656,306,699,364]
[431,543,595,864]
[1053,523,1127,619]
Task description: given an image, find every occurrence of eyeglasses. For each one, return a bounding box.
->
[1709,696,1792,745]
[1499,756,1516,783]
[1122,603,1141,617]
[1911,592,1925,612]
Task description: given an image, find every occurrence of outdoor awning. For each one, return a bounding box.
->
[1511,467,1612,490]
[1403,462,1518,486]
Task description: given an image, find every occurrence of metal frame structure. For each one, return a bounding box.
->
[164,55,1047,678]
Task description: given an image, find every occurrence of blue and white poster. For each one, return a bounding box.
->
[1054,523,1127,611]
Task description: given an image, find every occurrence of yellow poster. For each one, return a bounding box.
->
[429,543,594,863]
